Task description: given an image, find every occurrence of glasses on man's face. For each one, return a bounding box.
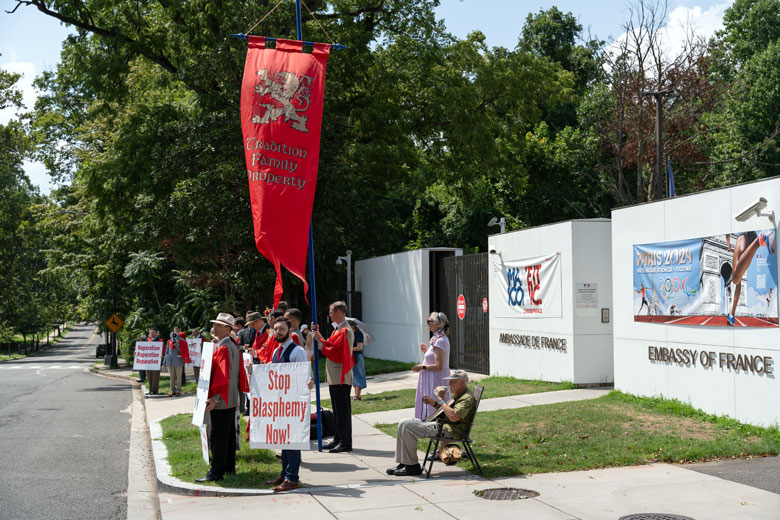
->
[427,320,436,324]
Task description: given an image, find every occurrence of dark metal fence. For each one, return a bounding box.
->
[433,253,489,374]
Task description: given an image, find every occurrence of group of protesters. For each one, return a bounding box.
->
[137,327,201,396]
[143,301,473,489]
[191,300,357,492]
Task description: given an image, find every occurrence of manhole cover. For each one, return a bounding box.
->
[476,487,539,500]
[619,515,695,520]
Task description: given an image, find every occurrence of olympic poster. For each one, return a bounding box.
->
[249,362,311,450]
[633,229,777,327]
[492,253,562,318]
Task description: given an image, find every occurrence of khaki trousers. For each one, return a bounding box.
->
[147,370,161,393]
[395,418,439,465]
[168,365,182,394]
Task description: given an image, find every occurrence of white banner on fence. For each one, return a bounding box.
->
[132,341,163,371]
[492,252,562,318]
[187,338,202,367]
[191,342,215,427]
[249,362,310,450]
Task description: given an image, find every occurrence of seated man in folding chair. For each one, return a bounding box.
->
[387,369,476,477]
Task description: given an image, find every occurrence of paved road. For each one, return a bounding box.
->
[687,455,780,495]
[0,324,132,520]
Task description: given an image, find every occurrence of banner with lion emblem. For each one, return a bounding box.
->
[241,37,330,306]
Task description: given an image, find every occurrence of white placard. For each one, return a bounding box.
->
[187,338,202,367]
[132,341,164,371]
[191,341,215,427]
[199,424,209,464]
[249,362,310,450]
[492,252,562,318]
[575,283,599,318]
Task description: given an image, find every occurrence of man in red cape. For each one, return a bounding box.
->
[313,301,354,453]
[196,313,249,483]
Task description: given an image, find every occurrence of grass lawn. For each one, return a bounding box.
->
[132,372,199,394]
[315,355,415,383]
[376,390,780,478]
[162,413,280,488]
[320,376,576,415]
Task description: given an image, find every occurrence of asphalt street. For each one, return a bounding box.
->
[688,454,780,496]
[0,324,132,520]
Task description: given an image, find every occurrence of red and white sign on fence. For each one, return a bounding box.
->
[249,362,311,450]
[457,294,466,320]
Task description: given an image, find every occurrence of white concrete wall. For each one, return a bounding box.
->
[356,248,461,364]
[488,219,614,384]
[571,220,615,384]
[612,178,780,426]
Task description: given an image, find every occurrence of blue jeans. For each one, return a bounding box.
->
[280,449,301,482]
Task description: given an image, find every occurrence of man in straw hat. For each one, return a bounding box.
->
[195,312,249,483]
[386,369,476,476]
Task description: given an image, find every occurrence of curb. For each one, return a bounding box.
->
[87,366,140,385]
[128,386,162,520]
[149,417,483,497]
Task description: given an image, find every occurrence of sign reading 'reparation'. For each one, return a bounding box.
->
[249,362,310,450]
[132,341,163,371]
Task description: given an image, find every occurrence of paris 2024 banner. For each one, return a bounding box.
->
[633,229,778,327]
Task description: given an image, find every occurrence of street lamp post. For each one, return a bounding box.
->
[640,89,675,199]
[488,216,506,234]
[336,250,352,316]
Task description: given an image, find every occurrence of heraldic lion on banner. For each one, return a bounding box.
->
[251,69,313,132]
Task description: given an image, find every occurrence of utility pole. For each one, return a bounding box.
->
[641,89,673,200]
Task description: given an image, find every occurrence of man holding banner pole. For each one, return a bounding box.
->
[263,316,314,492]
[313,301,354,453]
[195,312,249,483]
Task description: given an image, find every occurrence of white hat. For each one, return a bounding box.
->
[210,312,236,328]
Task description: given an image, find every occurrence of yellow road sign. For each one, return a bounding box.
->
[105,314,124,333]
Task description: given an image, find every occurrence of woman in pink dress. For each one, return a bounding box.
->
[414,312,451,419]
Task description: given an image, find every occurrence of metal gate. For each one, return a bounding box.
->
[432,252,489,374]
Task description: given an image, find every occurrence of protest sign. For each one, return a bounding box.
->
[192,342,215,427]
[187,338,202,367]
[199,425,209,464]
[132,341,163,371]
[249,362,310,450]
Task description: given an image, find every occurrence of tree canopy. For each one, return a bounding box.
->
[2,0,779,342]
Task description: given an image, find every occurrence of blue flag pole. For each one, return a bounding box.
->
[293,0,325,453]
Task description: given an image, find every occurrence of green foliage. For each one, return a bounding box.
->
[3,1,780,333]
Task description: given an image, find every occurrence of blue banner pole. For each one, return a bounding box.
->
[294,0,324,453]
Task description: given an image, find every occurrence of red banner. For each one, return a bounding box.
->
[241,37,330,306]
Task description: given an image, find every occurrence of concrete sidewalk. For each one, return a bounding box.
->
[98,364,780,519]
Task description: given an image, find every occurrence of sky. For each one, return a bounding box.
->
[0,0,733,195]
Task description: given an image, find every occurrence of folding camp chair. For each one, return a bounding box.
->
[422,384,484,477]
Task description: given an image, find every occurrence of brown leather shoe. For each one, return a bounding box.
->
[265,476,284,486]
[273,479,299,492]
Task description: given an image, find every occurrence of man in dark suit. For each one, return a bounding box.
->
[313,301,354,453]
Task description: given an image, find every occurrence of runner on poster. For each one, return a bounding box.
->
[249,362,310,450]
[633,229,777,327]
[192,341,215,427]
[132,341,164,371]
